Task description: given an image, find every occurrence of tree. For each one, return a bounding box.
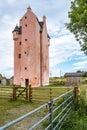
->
[83,71,87,77]
[67,0,87,54]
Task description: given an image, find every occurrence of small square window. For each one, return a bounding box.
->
[25,67,27,70]
[25,24,27,27]
[25,39,27,41]
[25,16,27,19]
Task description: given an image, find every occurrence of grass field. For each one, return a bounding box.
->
[0,82,70,129]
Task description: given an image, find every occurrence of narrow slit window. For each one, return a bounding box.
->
[25,24,27,27]
[19,42,22,45]
[18,54,21,58]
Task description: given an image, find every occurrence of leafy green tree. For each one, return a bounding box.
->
[67,0,87,54]
[83,71,87,77]
[77,70,82,73]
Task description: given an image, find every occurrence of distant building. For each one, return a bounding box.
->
[65,72,84,86]
[9,76,14,85]
[0,74,2,85]
[1,77,8,86]
[12,7,50,87]
[0,75,8,86]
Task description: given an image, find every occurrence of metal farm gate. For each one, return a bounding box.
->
[0,89,75,130]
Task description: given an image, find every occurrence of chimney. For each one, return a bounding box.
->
[43,16,46,24]
[27,6,31,11]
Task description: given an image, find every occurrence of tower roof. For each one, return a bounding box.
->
[13,25,22,34]
[13,25,19,32]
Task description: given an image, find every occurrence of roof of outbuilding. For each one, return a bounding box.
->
[65,72,84,77]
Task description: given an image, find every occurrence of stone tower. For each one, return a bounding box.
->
[12,7,50,87]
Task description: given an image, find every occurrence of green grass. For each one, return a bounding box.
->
[61,111,87,130]
[0,99,41,126]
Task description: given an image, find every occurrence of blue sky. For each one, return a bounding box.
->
[0,0,87,78]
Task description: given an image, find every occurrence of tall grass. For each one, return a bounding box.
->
[61,84,87,130]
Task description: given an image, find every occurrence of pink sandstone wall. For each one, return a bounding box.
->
[13,29,21,85]
[13,7,50,87]
[41,16,50,85]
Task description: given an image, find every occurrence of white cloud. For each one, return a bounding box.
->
[0,57,13,77]
[4,0,17,5]
[49,23,87,76]
[49,32,82,67]
[73,60,87,71]
[0,13,19,77]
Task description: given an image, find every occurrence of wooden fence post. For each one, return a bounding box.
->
[13,85,16,100]
[74,86,79,98]
[26,85,28,100]
[74,86,80,111]
[29,85,32,102]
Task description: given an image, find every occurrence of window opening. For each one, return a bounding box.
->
[25,16,27,19]
[25,79,29,86]
[19,54,21,58]
[19,42,22,45]
[25,39,27,41]
[25,67,27,70]
[25,24,27,27]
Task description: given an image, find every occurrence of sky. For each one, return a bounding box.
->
[0,0,87,78]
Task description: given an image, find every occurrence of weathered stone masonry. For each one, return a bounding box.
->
[12,7,50,87]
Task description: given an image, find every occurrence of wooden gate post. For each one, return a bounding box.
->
[29,85,32,102]
[26,85,28,100]
[13,85,16,100]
